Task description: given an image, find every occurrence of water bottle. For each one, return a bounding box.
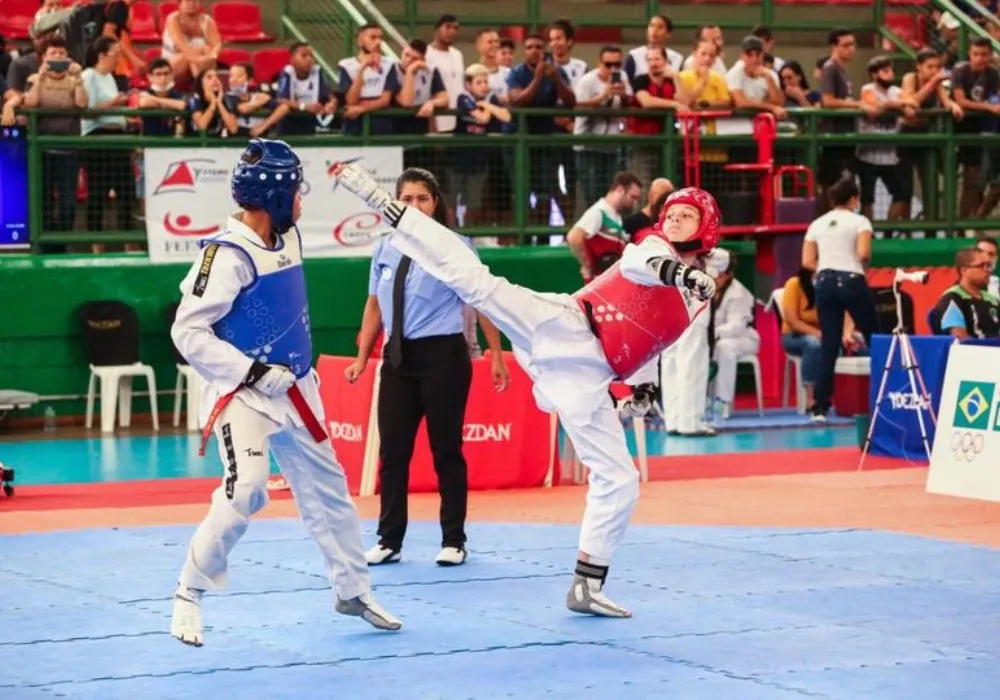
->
[43,406,56,432]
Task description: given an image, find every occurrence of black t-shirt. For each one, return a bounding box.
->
[931,285,1000,338]
[950,61,1000,133]
[819,59,853,133]
[187,94,228,136]
[622,210,653,237]
[103,0,130,37]
[142,87,186,136]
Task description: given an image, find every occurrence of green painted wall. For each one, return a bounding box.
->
[0,237,969,420]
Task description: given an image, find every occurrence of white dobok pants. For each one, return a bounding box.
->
[386,208,640,563]
[178,396,371,601]
[661,308,711,432]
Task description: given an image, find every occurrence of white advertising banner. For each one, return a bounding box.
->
[143,146,404,264]
[926,344,1000,503]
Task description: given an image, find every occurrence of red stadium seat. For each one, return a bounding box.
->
[158,1,178,32]
[253,48,289,85]
[218,47,253,69]
[144,47,163,66]
[212,2,274,42]
[884,12,925,49]
[573,27,622,43]
[0,0,37,41]
[128,1,159,42]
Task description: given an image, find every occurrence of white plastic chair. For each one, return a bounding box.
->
[783,354,807,414]
[172,364,201,431]
[709,354,764,417]
[85,362,160,433]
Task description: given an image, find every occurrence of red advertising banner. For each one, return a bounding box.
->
[315,354,377,493]
[407,352,552,492]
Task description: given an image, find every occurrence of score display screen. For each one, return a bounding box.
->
[0,127,29,249]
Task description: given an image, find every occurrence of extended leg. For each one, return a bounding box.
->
[172,399,278,646]
[387,205,567,353]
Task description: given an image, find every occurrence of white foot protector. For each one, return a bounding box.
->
[335,592,403,631]
[365,544,401,565]
[170,587,205,647]
[434,546,468,566]
[566,575,632,618]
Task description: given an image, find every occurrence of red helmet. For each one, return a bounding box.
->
[654,187,722,255]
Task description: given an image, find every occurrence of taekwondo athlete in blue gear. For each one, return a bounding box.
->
[169,139,401,647]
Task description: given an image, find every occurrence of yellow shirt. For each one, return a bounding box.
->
[677,70,731,163]
[781,276,820,334]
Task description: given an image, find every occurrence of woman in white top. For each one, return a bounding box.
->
[162,0,221,81]
[801,176,879,420]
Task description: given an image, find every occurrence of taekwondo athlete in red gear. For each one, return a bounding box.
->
[169,139,401,647]
[331,161,720,618]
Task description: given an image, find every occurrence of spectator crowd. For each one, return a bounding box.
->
[3,5,1000,249]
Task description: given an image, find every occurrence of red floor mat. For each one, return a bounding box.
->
[646,447,917,481]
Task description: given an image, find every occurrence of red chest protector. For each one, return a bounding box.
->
[572,251,705,380]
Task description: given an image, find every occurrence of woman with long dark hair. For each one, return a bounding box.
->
[345,168,510,567]
[802,176,878,421]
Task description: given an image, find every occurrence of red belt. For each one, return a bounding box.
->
[197,383,328,457]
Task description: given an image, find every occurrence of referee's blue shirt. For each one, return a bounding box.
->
[369,233,477,339]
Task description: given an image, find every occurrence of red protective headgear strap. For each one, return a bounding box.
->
[655,187,722,255]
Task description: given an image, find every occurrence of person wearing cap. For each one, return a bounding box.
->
[424,14,464,133]
[726,36,786,121]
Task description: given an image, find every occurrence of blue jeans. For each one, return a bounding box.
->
[814,269,879,410]
[781,333,822,387]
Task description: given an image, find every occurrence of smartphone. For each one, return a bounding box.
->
[611,70,621,84]
[47,59,71,73]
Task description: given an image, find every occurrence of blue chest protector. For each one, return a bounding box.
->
[202,228,313,379]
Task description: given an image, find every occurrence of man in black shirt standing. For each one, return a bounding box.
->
[622,177,673,236]
[950,37,1000,219]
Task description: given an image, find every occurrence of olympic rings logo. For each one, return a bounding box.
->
[951,430,985,463]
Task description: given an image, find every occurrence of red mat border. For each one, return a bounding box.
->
[0,447,921,513]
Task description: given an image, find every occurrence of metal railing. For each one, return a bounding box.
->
[17,105,1000,253]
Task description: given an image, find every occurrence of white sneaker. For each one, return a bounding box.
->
[335,592,402,631]
[566,575,632,618]
[434,546,467,566]
[170,587,204,647]
[365,544,401,565]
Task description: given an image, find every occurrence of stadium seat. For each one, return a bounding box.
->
[128,1,159,43]
[144,47,163,66]
[0,0,37,41]
[218,47,253,69]
[158,1,178,32]
[884,12,925,49]
[253,48,288,85]
[212,2,274,42]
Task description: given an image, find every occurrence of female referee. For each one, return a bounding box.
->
[345,168,510,567]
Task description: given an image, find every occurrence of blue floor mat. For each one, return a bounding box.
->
[3,520,1000,698]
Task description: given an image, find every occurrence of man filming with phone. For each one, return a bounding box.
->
[573,45,633,204]
[19,36,86,239]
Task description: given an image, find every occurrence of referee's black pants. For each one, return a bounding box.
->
[376,333,473,551]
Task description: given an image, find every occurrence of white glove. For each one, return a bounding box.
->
[334,163,394,214]
[685,269,716,302]
[245,363,295,397]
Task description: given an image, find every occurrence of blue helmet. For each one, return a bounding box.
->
[231,138,303,234]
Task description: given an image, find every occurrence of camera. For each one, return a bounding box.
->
[894,268,929,285]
